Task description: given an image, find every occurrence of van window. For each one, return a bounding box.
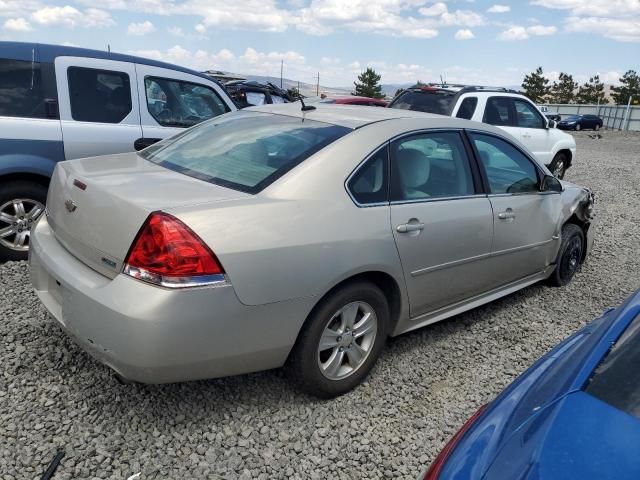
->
[68,67,132,123]
[0,59,47,119]
[145,76,230,128]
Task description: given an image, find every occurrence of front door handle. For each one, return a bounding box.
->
[397,222,425,233]
[497,208,516,220]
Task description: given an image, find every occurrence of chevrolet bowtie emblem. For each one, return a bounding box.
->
[64,199,77,213]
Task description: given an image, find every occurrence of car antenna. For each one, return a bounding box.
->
[298,94,316,112]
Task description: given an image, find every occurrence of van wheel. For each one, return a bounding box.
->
[287,281,389,398]
[548,224,584,287]
[0,181,47,262]
[550,153,567,179]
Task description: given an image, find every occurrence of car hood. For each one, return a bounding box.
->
[45,152,249,278]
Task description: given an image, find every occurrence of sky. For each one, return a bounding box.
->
[0,0,638,87]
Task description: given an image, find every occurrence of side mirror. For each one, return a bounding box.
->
[547,120,557,129]
[541,174,563,192]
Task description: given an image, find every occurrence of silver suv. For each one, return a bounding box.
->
[389,85,576,179]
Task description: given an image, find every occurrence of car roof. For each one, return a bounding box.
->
[246,103,444,128]
[0,41,217,85]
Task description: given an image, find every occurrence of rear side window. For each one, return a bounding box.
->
[586,314,640,419]
[389,90,456,115]
[348,146,389,205]
[139,112,351,194]
[145,76,229,128]
[483,97,513,126]
[470,133,539,194]
[456,97,478,120]
[0,58,46,119]
[68,67,131,123]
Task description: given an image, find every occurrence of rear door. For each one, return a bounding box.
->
[136,64,233,148]
[389,130,494,317]
[469,131,561,285]
[54,56,142,160]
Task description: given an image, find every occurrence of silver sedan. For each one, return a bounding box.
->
[29,104,595,398]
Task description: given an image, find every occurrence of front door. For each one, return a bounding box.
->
[389,130,494,318]
[513,98,553,164]
[54,56,142,160]
[468,131,562,285]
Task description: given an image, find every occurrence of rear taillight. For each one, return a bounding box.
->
[422,404,488,480]
[123,211,225,288]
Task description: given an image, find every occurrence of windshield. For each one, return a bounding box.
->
[389,90,456,115]
[585,313,640,419]
[139,112,351,194]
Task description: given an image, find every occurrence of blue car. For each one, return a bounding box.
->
[421,289,640,480]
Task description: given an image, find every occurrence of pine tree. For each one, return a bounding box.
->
[611,70,640,105]
[550,72,577,104]
[521,67,550,103]
[352,68,384,99]
[575,75,608,104]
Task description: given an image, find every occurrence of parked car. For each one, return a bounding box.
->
[558,114,603,131]
[0,41,236,261]
[30,104,595,398]
[419,289,640,480]
[388,85,576,179]
[321,96,387,107]
[224,80,292,108]
[539,105,561,122]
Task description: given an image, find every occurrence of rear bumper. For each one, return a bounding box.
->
[29,216,312,383]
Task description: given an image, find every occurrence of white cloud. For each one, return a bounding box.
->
[31,6,115,28]
[167,26,184,36]
[127,20,155,35]
[498,24,558,40]
[565,16,640,42]
[194,23,206,33]
[419,2,448,16]
[487,4,510,13]
[531,0,640,17]
[454,28,475,40]
[3,17,33,32]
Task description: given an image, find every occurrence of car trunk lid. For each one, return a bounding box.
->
[46,152,249,278]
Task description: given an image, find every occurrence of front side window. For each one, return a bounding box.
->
[145,76,229,128]
[246,91,266,106]
[390,131,475,201]
[471,133,539,194]
[456,97,478,120]
[348,146,388,205]
[270,94,286,104]
[68,67,131,123]
[514,99,545,128]
[139,112,351,194]
[483,97,513,126]
[0,59,47,119]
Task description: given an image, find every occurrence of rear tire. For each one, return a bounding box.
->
[549,153,567,179]
[594,124,600,131]
[0,181,47,262]
[287,281,389,398]
[548,223,584,287]
[575,123,581,131]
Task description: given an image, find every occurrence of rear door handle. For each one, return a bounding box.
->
[397,222,425,233]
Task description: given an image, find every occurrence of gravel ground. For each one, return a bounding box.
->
[1,131,639,480]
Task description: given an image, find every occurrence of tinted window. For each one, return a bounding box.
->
[68,67,131,123]
[456,97,477,120]
[0,59,47,119]
[348,146,388,205]
[514,99,544,128]
[586,314,640,419]
[471,133,539,194]
[140,112,350,194]
[145,76,229,128]
[389,90,456,115]
[483,97,513,126]
[390,131,475,201]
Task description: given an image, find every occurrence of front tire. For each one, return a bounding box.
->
[549,153,567,179]
[287,281,389,398]
[548,223,585,287]
[0,181,47,262]
[575,123,581,131]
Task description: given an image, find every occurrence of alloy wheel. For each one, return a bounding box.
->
[317,301,378,380]
[0,198,45,251]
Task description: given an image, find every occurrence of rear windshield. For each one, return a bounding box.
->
[139,112,351,194]
[389,90,456,115]
[585,314,640,419]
